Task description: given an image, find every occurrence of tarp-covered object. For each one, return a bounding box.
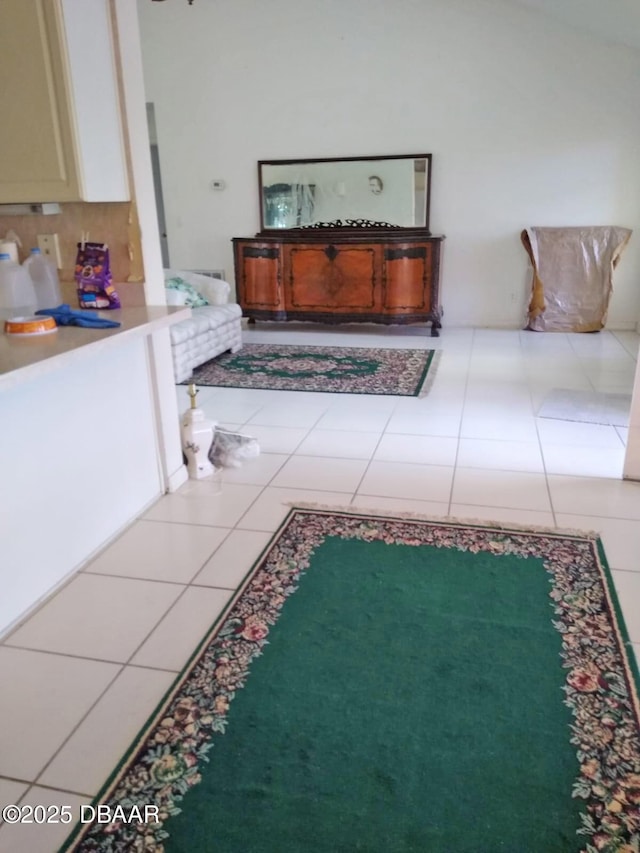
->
[522,226,632,332]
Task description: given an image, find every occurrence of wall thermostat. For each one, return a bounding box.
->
[210,179,226,190]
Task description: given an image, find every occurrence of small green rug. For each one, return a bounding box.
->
[187,344,438,396]
[64,510,640,852]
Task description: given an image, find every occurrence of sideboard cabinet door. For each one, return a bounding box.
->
[0,0,129,203]
[284,243,382,314]
[234,241,285,316]
[383,243,434,313]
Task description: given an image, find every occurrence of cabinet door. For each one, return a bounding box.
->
[235,243,284,310]
[0,0,128,203]
[286,243,381,313]
[383,244,433,313]
[0,0,80,202]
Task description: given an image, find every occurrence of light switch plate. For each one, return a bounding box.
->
[37,233,62,269]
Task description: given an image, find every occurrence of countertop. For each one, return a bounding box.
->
[0,305,190,391]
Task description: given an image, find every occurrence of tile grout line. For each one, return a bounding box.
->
[30,662,126,791]
[235,406,329,521]
[23,516,246,793]
[28,569,228,790]
[1,642,187,672]
[524,330,559,528]
[347,407,398,506]
[448,329,475,515]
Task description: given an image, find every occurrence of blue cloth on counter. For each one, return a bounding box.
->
[35,304,121,328]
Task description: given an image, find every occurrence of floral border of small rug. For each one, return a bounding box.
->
[63,509,640,852]
[185,343,439,396]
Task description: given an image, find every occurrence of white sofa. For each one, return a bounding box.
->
[163,269,243,383]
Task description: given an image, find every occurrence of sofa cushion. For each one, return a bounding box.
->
[164,269,231,306]
[165,288,189,307]
[169,303,242,345]
[164,275,209,307]
[171,306,243,383]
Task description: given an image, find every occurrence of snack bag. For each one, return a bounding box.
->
[74,242,121,309]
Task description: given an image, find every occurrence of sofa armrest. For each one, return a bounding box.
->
[197,277,231,306]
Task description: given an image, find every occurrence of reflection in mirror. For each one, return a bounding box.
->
[258,154,431,232]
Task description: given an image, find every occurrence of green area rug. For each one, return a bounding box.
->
[187,344,438,396]
[65,510,640,852]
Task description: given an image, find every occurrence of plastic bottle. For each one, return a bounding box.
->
[23,247,62,311]
[0,252,38,319]
[0,228,22,263]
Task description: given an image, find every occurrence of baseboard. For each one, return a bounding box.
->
[167,462,189,492]
[0,490,164,641]
[606,321,639,331]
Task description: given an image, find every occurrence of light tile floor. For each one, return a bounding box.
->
[1,324,640,852]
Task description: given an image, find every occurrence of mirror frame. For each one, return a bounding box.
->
[257,153,432,235]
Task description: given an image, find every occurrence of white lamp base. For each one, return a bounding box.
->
[181,407,217,480]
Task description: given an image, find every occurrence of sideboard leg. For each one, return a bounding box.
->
[247,317,256,325]
[430,321,441,337]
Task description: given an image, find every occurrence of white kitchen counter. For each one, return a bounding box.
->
[0,305,190,391]
[0,304,191,636]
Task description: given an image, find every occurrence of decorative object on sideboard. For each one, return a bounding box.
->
[301,219,396,230]
[258,153,432,233]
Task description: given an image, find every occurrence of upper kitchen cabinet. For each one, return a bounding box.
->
[0,0,129,203]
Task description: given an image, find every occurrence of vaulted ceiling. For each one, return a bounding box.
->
[506,0,640,53]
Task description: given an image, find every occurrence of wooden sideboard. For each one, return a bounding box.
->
[232,231,445,335]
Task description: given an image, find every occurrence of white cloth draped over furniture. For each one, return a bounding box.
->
[164,269,243,382]
[521,226,632,332]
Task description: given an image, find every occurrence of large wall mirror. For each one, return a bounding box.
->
[258,153,432,234]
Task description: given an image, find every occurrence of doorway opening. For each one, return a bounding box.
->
[146,103,170,268]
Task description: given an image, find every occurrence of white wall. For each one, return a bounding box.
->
[137,0,640,328]
[0,337,162,633]
[114,0,188,494]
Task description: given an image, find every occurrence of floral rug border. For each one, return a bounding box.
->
[64,509,640,852]
[185,343,440,397]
